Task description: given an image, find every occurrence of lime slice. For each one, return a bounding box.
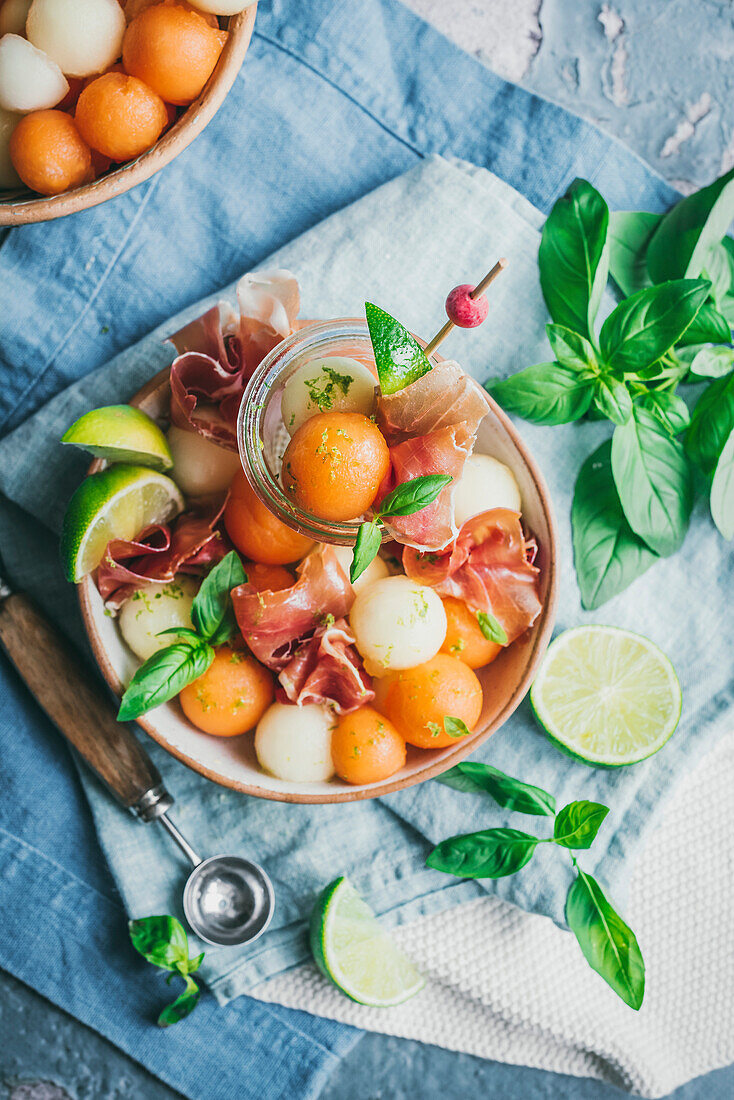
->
[309,876,425,1006]
[530,625,681,767]
[61,464,184,583]
[62,405,173,471]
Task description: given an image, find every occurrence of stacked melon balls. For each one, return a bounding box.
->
[0,0,254,197]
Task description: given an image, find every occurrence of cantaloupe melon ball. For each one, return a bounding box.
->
[187,0,256,14]
[0,105,20,186]
[0,0,32,36]
[27,0,126,78]
[0,34,68,111]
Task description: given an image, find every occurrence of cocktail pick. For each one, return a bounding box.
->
[424,257,508,357]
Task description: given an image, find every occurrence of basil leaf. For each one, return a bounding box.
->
[685,372,734,475]
[158,974,200,1028]
[711,428,734,539]
[599,279,710,375]
[350,520,382,584]
[191,550,247,646]
[677,299,731,347]
[436,762,556,817]
[187,952,205,974]
[566,869,645,1010]
[129,916,189,972]
[443,716,470,739]
[611,406,693,557]
[365,302,431,395]
[687,345,734,379]
[488,362,594,425]
[476,610,508,645]
[546,324,598,372]
[553,801,609,849]
[640,391,690,435]
[647,166,734,282]
[608,211,661,297]
[593,375,632,425]
[156,627,201,641]
[426,827,540,879]
[118,639,215,721]
[701,242,734,305]
[378,474,453,517]
[538,178,609,339]
[572,441,658,609]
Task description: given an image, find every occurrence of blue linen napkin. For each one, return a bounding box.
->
[1,0,731,1078]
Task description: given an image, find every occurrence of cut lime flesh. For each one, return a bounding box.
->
[61,464,184,583]
[310,877,424,1007]
[62,405,173,471]
[531,625,681,767]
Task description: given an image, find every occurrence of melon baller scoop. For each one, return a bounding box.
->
[0,574,275,948]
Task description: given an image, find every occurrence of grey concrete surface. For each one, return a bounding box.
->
[3,1,734,1098]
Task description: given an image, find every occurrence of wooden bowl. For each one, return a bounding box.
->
[78,341,559,803]
[0,4,257,227]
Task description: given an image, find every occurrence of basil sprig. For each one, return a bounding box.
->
[430,762,644,1010]
[349,474,452,584]
[129,915,205,1027]
[489,170,734,607]
[118,550,246,721]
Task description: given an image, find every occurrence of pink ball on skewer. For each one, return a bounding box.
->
[445,284,489,328]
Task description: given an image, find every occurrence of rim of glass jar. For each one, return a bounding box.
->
[238,319,392,547]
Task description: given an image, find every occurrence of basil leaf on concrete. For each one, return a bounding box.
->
[365,302,431,395]
[546,324,599,372]
[677,299,731,347]
[711,428,734,539]
[118,639,215,721]
[426,828,540,879]
[539,178,609,339]
[191,550,247,647]
[685,372,734,475]
[600,280,710,374]
[687,345,734,379]
[611,406,693,557]
[647,167,734,282]
[476,610,508,645]
[572,441,658,609]
[553,801,609,849]
[350,520,382,584]
[640,390,690,435]
[488,362,594,425]
[566,870,645,1010]
[593,375,632,425]
[129,916,189,972]
[608,211,661,297]
[436,762,556,817]
[158,974,200,1028]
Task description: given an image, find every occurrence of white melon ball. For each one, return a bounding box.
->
[255,702,336,783]
[26,0,125,78]
[0,34,68,112]
[329,544,389,594]
[0,0,32,36]
[168,425,241,498]
[281,356,377,436]
[0,105,20,187]
[187,0,256,14]
[349,575,447,675]
[453,453,522,529]
[119,577,198,662]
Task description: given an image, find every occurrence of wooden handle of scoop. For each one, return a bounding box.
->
[0,591,170,816]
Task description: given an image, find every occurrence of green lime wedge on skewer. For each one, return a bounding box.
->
[310,876,425,1006]
[531,625,681,767]
[61,464,184,583]
[62,405,173,471]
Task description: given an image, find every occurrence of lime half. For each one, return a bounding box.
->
[62,405,173,471]
[531,625,681,767]
[61,464,184,583]
[310,876,425,1006]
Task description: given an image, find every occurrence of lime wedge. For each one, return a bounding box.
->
[62,405,173,471]
[61,465,184,583]
[309,876,425,1006]
[530,625,681,767]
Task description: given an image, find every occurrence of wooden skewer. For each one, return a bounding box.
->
[423,257,508,358]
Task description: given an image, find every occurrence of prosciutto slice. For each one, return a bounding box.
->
[278,618,374,714]
[97,497,229,608]
[374,360,489,551]
[168,270,300,449]
[403,508,542,644]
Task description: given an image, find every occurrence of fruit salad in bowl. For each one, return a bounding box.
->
[64,269,557,802]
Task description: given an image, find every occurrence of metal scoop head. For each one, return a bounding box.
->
[183,854,275,947]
